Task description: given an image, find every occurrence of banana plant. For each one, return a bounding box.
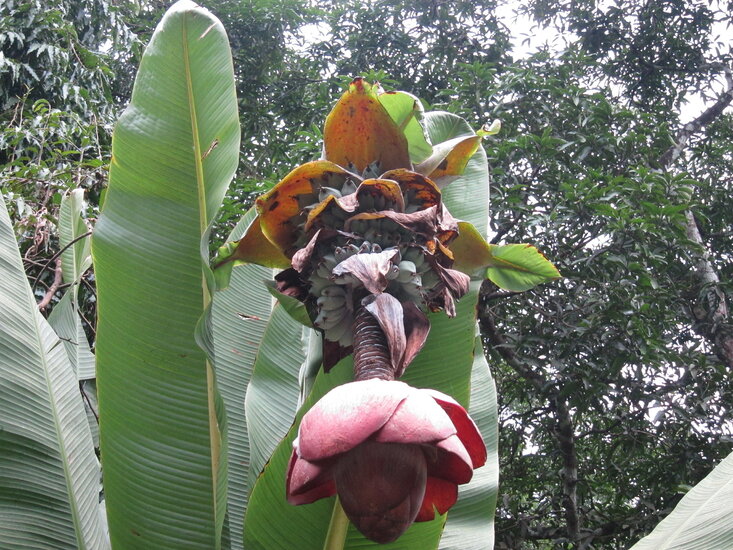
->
[213,71,559,548]
[0,191,107,550]
[92,1,559,548]
[92,1,240,547]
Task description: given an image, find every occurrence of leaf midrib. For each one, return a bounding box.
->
[181,12,221,549]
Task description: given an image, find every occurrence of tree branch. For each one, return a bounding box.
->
[658,65,733,367]
[37,258,63,310]
[31,230,92,292]
[480,292,581,547]
[659,66,733,167]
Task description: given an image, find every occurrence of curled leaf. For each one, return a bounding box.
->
[434,263,471,300]
[415,135,481,186]
[332,249,400,294]
[477,119,501,137]
[363,293,406,373]
[400,301,430,376]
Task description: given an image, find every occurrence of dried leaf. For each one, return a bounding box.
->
[274,268,308,301]
[291,229,322,272]
[347,206,439,239]
[332,249,400,294]
[363,293,406,371]
[399,302,430,376]
[434,263,471,299]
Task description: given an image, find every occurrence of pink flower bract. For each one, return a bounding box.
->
[285,379,487,543]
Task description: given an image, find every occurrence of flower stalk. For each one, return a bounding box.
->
[323,498,349,550]
[352,305,395,381]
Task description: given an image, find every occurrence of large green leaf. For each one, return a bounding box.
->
[378,90,432,164]
[422,111,490,236]
[92,1,239,548]
[439,330,499,549]
[630,451,733,550]
[209,208,276,549]
[242,110,497,549]
[48,189,95,380]
[0,196,107,549]
[243,305,307,493]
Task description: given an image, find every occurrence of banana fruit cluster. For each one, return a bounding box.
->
[307,240,440,347]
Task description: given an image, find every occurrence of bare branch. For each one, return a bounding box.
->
[31,230,92,291]
[657,65,733,368]
[659,65,733,168]
[37,258,63,311]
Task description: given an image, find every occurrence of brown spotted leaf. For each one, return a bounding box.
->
[257,160,350,257]
[380,169,442,210]
[323,77,411,174]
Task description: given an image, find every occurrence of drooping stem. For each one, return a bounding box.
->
[323,497,349,550]
[352,305,395,381]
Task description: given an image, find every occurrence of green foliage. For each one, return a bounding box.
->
[0,0,132,113]
[443,46,732,547]
[0,195,106,550]
[518,0,725,109]
[92,2,240,546]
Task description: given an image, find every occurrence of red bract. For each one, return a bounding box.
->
[286,379,487,543]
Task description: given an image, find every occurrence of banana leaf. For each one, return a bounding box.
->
[92,1,239,547]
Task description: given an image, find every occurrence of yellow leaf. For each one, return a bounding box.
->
[257,161,349,257]
[323,78,411,174]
